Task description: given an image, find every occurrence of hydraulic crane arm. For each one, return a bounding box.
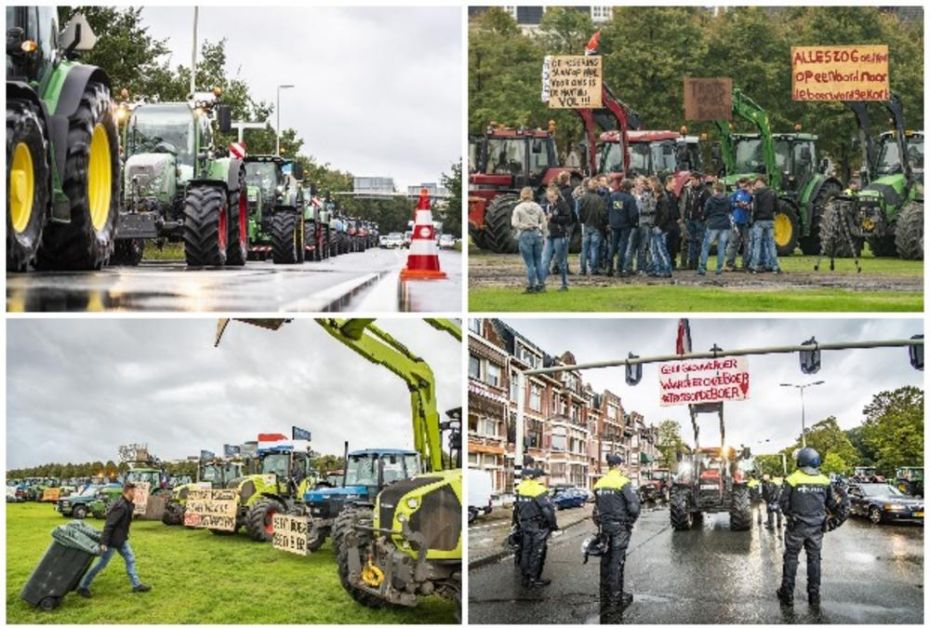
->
[573,83,642,175]
[716,88,779,188]
[214,318,460,474]
[882,93,913,184]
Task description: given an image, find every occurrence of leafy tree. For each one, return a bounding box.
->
[779,416,860,471]
[820,451,848,475]
[537,7,595,55]
[860,386,923,473]
[315,454,345,474]
[656,419,685,468]
[755,453,788,477]
[440,161,463,237]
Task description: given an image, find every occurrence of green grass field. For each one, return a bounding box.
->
[6,503,455,624]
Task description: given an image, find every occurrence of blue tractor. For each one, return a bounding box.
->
[302,448,421,551]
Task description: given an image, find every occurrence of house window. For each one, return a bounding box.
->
[510,373,519,401]
[468,319,481,334]
[591,6,612,22]
[478,417,499,438]
[551,427,567,452]
[607,404,618,420]
[487,362,501,387]
[468,452,478,465]
[529,384,542,411]
[469,355,481,380]
[517,344,539,369]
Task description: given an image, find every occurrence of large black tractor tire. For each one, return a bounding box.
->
[6,100,50,271]
[162,501,184,526]
[110,239,145,266]
[729,486,752,531]
[271,212,303,264]
[469,227,491,251]
[333,506,388,609]
[867,235,898,258]
[773,200,800,257]
[800,180,842,255]
[484,194,520,254]
[246,497,285,542]
[894,202,923,260]
[183,185,229,266]
[817,200,862,258]
[225,167,249,266]
[35,81,119,270]
[669,486,694,531]
[72,504,88,520]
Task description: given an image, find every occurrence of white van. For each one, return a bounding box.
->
[468,469,494,523]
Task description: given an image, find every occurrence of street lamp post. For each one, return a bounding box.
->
[780,381,825,447]
[275,84,294,157]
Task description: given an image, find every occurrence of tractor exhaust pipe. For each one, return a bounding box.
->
[342,441,349,488]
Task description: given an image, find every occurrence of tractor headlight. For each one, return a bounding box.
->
[406,497,419,510]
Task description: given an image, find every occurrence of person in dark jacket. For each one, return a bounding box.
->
[593,454,640,613]
[777,448,845,607]
[697,182,732,276]
[749,175,782,273]
[650,178,674,278]
[514,468,558,588]
[578,179,608,275]
[683,172,710,270]
[607,178,636,277]
[762,473,782,529]
[664,177,682,269]
[77,484,151,597]
[552,171,577,275]
[624,177,653,275]
[542,186,572,291]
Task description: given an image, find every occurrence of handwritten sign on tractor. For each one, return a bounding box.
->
[543,55,602,109]
[272,514,312,556]
[42,488,61,502]
[183,488,238,531]
[683,78,733,121]
[791,45,889,101]
[132,482,150,516]
[659,357,750,407]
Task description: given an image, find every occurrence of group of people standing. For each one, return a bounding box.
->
[510,170,786,293]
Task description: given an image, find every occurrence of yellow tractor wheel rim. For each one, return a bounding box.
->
[87,123,112,231]
[360,561,384,587]
[773,212,792,247]
[9,142,35,234]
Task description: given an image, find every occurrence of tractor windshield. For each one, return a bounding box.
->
[345,454,380,489]
[244,162,279,197]
[225,463,244,482]
[677,141,702,172]
[260,453,290,478]
[128,105,196,166]
[201,465,220,483]
[485,138,525,176]
[599,142,625,173]
[126,470,161,487]
[733,137,766,174]
[628,143,650,175]
[874,134,922,176]
[650,141,678,174]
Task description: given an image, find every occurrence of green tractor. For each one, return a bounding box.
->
[162,459,247,526]
[895,466,923,498]
[819,95,923,260]
[6,8,120,271]
[113,93,247,267]
[713,88,843,256]
[243,155,307,264]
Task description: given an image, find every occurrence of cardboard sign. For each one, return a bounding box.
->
[42,488,61,502]
[791,45,889,101]
[132,482,151,515]
[543,55,602,109]
[659,357,750,406]
[683,78,733,121]
[183,488,238,531]
[272,514,312,556]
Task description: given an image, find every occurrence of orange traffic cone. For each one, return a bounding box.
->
[400,188,447,280]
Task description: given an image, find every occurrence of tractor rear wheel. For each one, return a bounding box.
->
[669,486,694,531]
[35,81,119,270]
[817,200,862,258]
[729,486,752,531]
[247,497,284,542]
[6,99,50,271]
[225,167,249,266]
[183,185,228,266]
[894,202,923,260]
[271,212,303,264]
[333,505,388,609]
[773,201,799,257]
[484,194,520,254]
[800,180,842,255]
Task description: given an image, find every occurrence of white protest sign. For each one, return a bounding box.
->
[659,357,750,406]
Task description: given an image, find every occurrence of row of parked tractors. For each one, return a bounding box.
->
[7,9,379,272]
[468,49,923,261]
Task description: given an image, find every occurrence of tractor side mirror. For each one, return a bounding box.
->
[7,27,25,55]
[292,162,304,181]
[215,105,232,134]
[58,13,97,53]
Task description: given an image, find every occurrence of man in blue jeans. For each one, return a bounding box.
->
[77,483,151,597]
[606,178,636,277]
[749,175,782,274]
[697,182,732,276]
[578,179,607,275]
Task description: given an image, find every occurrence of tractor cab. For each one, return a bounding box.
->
[895,466,923,497]
[199,460,245,488]
[124,467,167,492]
[772,133,822,195]
[600,130,702,194]
[256,439,315,497]
[876,130,924,177]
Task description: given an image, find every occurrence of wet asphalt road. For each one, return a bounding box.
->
[6,248,461,312]
[468,507,923,624]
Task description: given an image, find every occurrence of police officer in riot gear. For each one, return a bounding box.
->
[514,467,558,588]
[762,473,782,529]
[592,453,640,612]
[777,447,844,607]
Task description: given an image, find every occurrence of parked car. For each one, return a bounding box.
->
[403,231,413,248]
[468,469,494,523]
[551,487,587,510]
[380,232,405,249]
[438,233,456,249]
[56,483,122,519]
[849,482,924,524]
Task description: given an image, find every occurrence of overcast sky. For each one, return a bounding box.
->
[138,6,462,189]
[497,318,923,453]
[7,319,461,469]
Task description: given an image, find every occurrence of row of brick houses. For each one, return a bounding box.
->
[468,319,660,499]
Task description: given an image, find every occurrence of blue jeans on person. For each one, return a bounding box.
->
[750,220,780,271]
[725,223,751,269]
[698,228,731,274]
[624,225,650,274]
[581,227,603,274]
[80,541,142,589]
[650,229,672,276]
[542,236,568,288]
[608,227,631,273]
[518,230,545,288]
[686,219,705,269]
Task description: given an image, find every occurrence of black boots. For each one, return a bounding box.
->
[776,587,793,605]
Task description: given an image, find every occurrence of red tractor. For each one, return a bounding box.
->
[639,467,672,504]
[598,129,704,196]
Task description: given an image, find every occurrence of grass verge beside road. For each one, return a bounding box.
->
[7,503,455,624]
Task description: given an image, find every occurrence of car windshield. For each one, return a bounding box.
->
[260,453,290,478]
[345,454,379,488]
[861,484,905,497]
[734,137,766,174]
[485,138,526,175]
[78,486,100,497]
[245,162,280,196]
[128,105,195,165]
